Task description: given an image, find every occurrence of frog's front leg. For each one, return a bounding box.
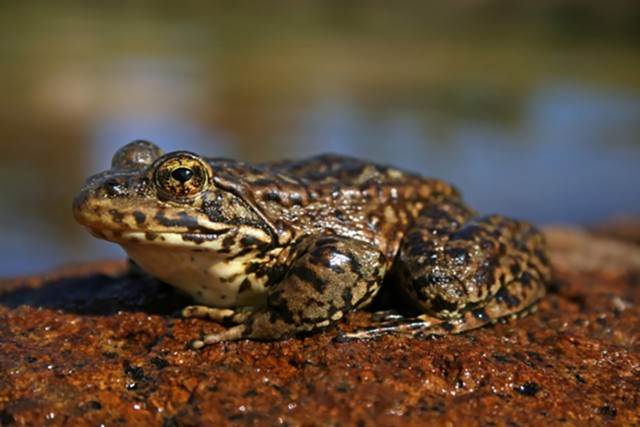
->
[342,198,551,340]
[190,235,386,348]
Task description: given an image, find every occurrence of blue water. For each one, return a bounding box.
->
[1,0,639,278]
[2,79,637,277]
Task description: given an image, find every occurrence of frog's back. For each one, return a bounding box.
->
[213,154,458,259]
[264,154,417,186]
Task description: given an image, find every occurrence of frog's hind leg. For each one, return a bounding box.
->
[190,235,386,348]
[337,268,545,340]
[340,198,551,341]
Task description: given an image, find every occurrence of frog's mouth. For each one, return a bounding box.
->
[74,190,273,252]
[86,225,272,254]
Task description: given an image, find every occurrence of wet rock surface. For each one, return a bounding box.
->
[1,225,639,425]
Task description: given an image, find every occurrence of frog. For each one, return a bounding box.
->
[73,140,551,348]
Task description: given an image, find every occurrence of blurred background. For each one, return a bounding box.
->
[1,1,639,277]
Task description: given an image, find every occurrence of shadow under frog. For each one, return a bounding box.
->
[0,265,192,317]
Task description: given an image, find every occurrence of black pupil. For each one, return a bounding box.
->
[171,167,194,183]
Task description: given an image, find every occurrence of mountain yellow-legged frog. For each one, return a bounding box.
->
[73,141,551,348]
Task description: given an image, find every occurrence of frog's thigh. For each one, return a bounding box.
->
[398,201,550,323]
[194,235,386,347]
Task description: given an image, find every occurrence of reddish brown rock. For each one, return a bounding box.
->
[1,225,639,425]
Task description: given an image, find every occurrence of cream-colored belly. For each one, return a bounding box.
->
[121,244,269,308]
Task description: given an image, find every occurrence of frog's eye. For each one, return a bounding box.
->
[153,153,210,199]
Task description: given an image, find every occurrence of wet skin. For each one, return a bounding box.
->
[73,141,551,348]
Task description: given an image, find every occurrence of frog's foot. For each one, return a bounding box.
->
[182,305,254,324]
[190,325,249,349]
[338,269,544,341]
[394,199,550,332]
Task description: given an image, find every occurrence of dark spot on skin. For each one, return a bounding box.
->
[326,302,340,318]
[241,234,263,247]
[145,232,158,241]
[238,278,252,294]
[520,271,532,287]
[445,247,469,265]
[264,264,287,286]
[294,266,325,293]
[472,308,488,321]
[266,291,296,324]
[513,381,540,397]
[495,287,521,309]
[235,246,257,258]
[109,209,125,223]
[262,190,282,203]
[510,262,521,277]
[222,234,236,249]
[133,211,146,225]
[341,286,354,311]
[440,321,455,333]
[182,234,205,244]
[421,270,454,288]
[155,210,200,230]
[245,263,260,275]
[492,353,510,363]
[317,237,339,246]
[430,295,459,313]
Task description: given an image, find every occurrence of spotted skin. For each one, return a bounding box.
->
[338,200,549,340]
[73,140,551,347]
[184,235,385,347]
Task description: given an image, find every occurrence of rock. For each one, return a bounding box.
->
[1,225,639,425]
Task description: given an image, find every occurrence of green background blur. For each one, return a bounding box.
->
[1,1,639,276]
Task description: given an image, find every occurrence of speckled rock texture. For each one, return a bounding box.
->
[1,225,639,426]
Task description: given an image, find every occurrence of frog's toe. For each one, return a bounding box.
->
[371,309,405,322]
[183,305,235,320]
[191,324,249,348]
[182,305,255,324]
[336,315,444,341]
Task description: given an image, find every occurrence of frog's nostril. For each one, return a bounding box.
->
[105,179,125,197]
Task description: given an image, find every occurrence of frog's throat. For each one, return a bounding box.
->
[121,240,271,308]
